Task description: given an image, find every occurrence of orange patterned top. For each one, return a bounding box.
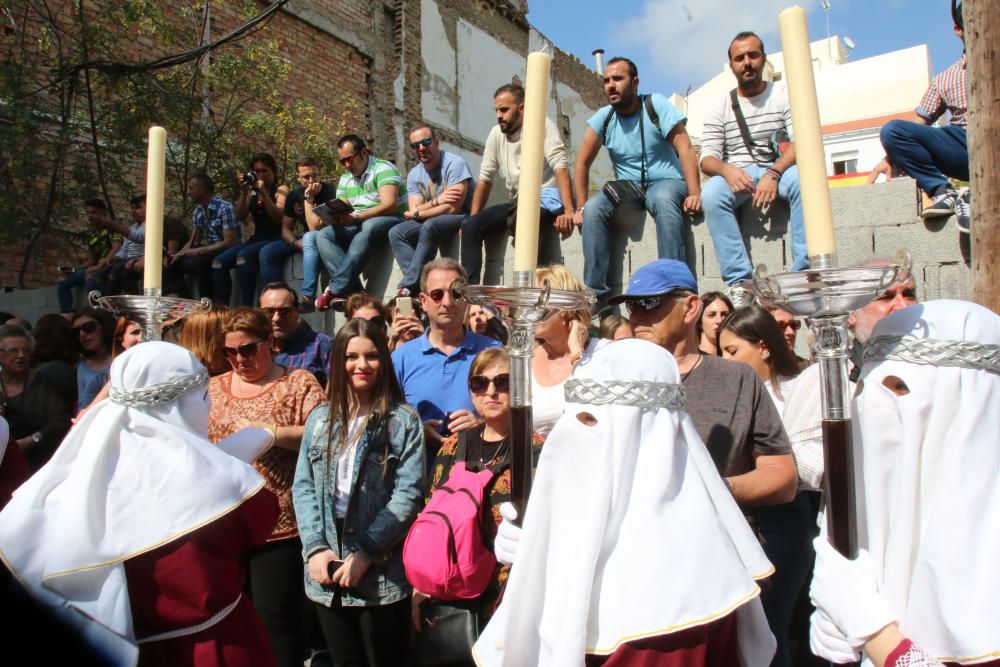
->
[208,366,326,542]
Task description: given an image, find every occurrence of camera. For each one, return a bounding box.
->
[241,172,256,186]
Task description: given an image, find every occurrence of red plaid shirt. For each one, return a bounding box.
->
[917,54,967,127]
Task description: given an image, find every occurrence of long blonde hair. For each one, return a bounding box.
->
[535,264,591,330]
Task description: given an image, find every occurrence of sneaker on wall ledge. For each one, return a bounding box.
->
[955,189,970,234]
[921,189,959,219]
[724,282,756,309]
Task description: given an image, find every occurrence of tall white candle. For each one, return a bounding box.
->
[513,51,552,274]
[143,126,166,291]
[778,6,837,262]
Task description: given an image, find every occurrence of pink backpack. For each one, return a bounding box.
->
[403,460,499,600]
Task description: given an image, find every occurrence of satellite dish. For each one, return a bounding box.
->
[843,36,856,49]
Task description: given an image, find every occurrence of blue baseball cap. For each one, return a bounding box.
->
[608,259,698,305]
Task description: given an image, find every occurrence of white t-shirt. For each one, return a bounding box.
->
[531,338,604,438]
[699,81,793,169]
[335,415,367,518]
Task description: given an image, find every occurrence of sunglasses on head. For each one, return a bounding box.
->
[71,320,100,336]
[409,137,434,150]
[469,373,511,395]
[261,306,294,319]
[222,338,266,359]
[424,288,462,303]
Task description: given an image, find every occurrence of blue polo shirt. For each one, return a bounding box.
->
[392,329,502,422]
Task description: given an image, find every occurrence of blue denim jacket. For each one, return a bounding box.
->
[292,400,425,607]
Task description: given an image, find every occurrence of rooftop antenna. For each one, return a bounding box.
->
[821,0,832,60]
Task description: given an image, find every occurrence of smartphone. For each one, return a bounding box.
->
[438,411,452,437]
[397,296,413,317]
[327,559,345,576]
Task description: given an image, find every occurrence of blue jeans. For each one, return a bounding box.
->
[702,165,808,286]
[315,216,403,295]
[388,214,464,291]
[880,120,968,196]
[212,238,279,306]
[300,231,322,298]
[258,239,294,289]
[58,268,102,313]
[460,203,559,285]
[582,178,687,303]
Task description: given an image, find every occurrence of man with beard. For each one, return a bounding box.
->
[574,57,701,312]
[700,32,806,307]
[389,124,475,296]
[460,83,575,285]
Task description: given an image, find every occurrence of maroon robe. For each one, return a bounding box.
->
[585,612,740,667]
[123,488,279,667]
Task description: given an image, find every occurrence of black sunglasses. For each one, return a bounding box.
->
[624,295,667,316]
[779,319,802,331]
[469,373,511,395]
[261,306,295,319]
[424,287,462,303]
[409,137,434,150]
[222,338,266,359]
[339,152,360,166]
[71,320,100,336]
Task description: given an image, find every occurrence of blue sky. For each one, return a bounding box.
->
[528,0,963,98]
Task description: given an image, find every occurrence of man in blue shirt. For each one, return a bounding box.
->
[259,281,331,387]
[574,57,701,311]
[388,125,475,296]
[392,258,500,457]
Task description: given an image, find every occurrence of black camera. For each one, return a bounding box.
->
[241,172,255,185]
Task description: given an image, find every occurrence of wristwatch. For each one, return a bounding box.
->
[351,210,362,220]
[413,210,423,222]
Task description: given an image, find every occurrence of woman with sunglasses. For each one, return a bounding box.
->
[215,152,291,306]
[71,307,115,411]
[716,305,812,667]
[696,291,734,356]
[531,265,599,438]
[208,307,326,667]
[0,323,72,474]
[413,348,544,652]
[292,318,425,666]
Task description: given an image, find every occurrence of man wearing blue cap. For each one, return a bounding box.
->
[610,259,797,509]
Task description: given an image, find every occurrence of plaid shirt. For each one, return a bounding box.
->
[917,54,967,128]
[192,195,239,245]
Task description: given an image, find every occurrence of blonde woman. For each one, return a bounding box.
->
[530,265,599,438]
[176,307,229,376]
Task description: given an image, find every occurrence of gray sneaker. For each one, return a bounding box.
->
[724,282,756,308]
[921,189,959,219]
[955,189,970,234]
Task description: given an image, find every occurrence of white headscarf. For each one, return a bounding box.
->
[0,342,268,667]
[474,338,776,666]
[852,300,1000,664]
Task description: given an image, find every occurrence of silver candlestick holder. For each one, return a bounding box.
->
[457,271,596,517]
[752,250,911,557]
[89,288,211,342]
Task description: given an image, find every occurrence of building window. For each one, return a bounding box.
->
[832,152,859,175]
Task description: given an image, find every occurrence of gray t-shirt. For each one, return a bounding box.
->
[682,354,791,478]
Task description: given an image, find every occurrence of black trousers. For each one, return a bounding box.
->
[164,253,214,299]
[314,596,410,667]
[459,203,559,284]
[106,262,142,295]
[246,539,308,667]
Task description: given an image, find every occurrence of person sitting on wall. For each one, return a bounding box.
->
[279,157,338,312]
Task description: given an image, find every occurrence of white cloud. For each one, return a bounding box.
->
[610,0,823,93]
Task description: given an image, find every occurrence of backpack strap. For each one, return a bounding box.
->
[729,88,767,165]
[601,93,662,144]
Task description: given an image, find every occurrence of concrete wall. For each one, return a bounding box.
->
[1,177,970,328]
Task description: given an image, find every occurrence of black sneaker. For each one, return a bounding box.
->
[921,189,958,219]
[955,189,970,234]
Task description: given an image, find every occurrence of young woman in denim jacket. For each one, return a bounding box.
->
[292,318,426,665]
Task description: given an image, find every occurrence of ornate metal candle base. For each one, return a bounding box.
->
[89,288,211,342]
[457,272,596,519]
[751,251,911,557]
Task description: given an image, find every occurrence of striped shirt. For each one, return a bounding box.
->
[917,55,967,128]
[192,195,239,245]
[336,155,407,214]
[699,81,793,169]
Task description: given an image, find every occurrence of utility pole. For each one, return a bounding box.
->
[966,0,1000,313]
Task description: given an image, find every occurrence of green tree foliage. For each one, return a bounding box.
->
[0,0,354,287]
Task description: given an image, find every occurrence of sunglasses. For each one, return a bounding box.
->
[624,295,667,316]
[424,288,462,303]
[339,153,360,166]
[366,315,388,329]
[409,137,434,150]
[469,373,511,395]
[779,319,802,331]
[261,306,295,319]
[222,338,266,359]
[71,320,100,336]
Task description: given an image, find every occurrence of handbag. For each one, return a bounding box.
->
[601,95,651,228]
[417,601,480,666]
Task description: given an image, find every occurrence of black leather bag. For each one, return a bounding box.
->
[600,95,650,228]
[417,601,480,666]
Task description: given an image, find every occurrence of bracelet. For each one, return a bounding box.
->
[765,168,782,182]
